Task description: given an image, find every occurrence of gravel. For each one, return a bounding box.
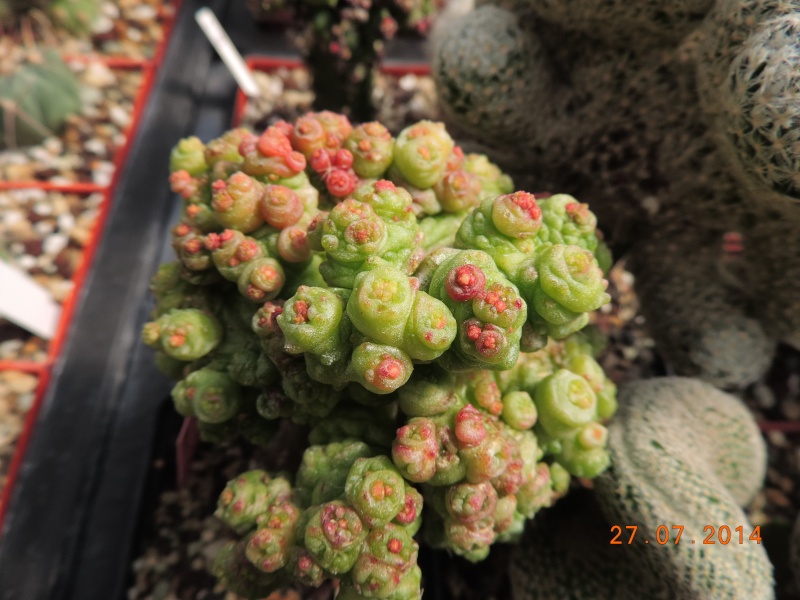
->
[239,67,440,136]
[0,371,39,497]
[0,189,104,362]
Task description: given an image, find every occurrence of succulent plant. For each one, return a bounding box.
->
[510,377,773,599]
[246,0,441,121]
[144,112,616,596]
[0,44,82,149]
[430,0,800,386]
[628,225,775,388]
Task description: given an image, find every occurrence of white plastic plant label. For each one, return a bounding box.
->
[195,8,261,98]
[0,260,61,339]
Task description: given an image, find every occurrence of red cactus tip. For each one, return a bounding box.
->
[445,264,486,302]
[454,404,487,447]
[332,148,354,170]
[722,231,744,255]
[374,179,396,192]
[509,191,542,221]
[292,300,309,324]
[369,480,393,501]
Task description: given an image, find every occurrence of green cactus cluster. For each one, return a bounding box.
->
[210,332,616,598]
[431,0,800,387]
[245,0,441,121]
[143,112,616,597]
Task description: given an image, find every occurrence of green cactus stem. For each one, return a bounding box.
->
[0,47,82,149]
[142,308,223,362]
[393,121,455,189]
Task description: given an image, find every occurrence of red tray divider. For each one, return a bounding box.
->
[62,54,152,69]
[0,181,105,193]
[380,61,431,76]
[0,361,48,374]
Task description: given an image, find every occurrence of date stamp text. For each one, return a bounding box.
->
[610,525,762,545]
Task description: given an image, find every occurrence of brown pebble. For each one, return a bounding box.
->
[765,488,791,508]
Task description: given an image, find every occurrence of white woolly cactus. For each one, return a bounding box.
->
[432,0,800,383]
[510,377,773,600]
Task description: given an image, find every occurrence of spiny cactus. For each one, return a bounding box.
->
[246,0,440,121]
[0,44,82,150]
[510,377,773,600]
[143,112,617,597]
[628,225,775,388]
[696,0,800,201]
[431,0,800,383]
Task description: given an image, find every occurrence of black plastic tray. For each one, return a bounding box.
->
[0,2,432,599]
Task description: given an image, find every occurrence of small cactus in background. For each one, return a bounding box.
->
[628,225,775,389]
[510,377,773,599]
[0,0,99,149]
[246,0,441,121]
[0,0,98,34]
[143,112,617,596]
[0,44,82,149]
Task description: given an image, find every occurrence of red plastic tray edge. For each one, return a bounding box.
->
[0,0,182,532]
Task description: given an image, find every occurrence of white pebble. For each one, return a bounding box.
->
[92,15,115,35]
[0,340,23,358]
[642,195,660,216]
[16,392,36,412]
[43,234,69,256]
[109,105,131,129]
[129,4,157,20]
[33,202,53,216]
[13,188,45,202]
[93,164,115,187]
[57,213,76,232]
[4,210,23,226]
[29,147,56,164]
[101,3,120,19]
[399,74,418,91]
[42,138,64,155]
[0,151,28,165]
[83,62,117,88]
[34,221,55,236]
[85,138,107,155]
[17,255,37,270]
[80,87,103,108]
